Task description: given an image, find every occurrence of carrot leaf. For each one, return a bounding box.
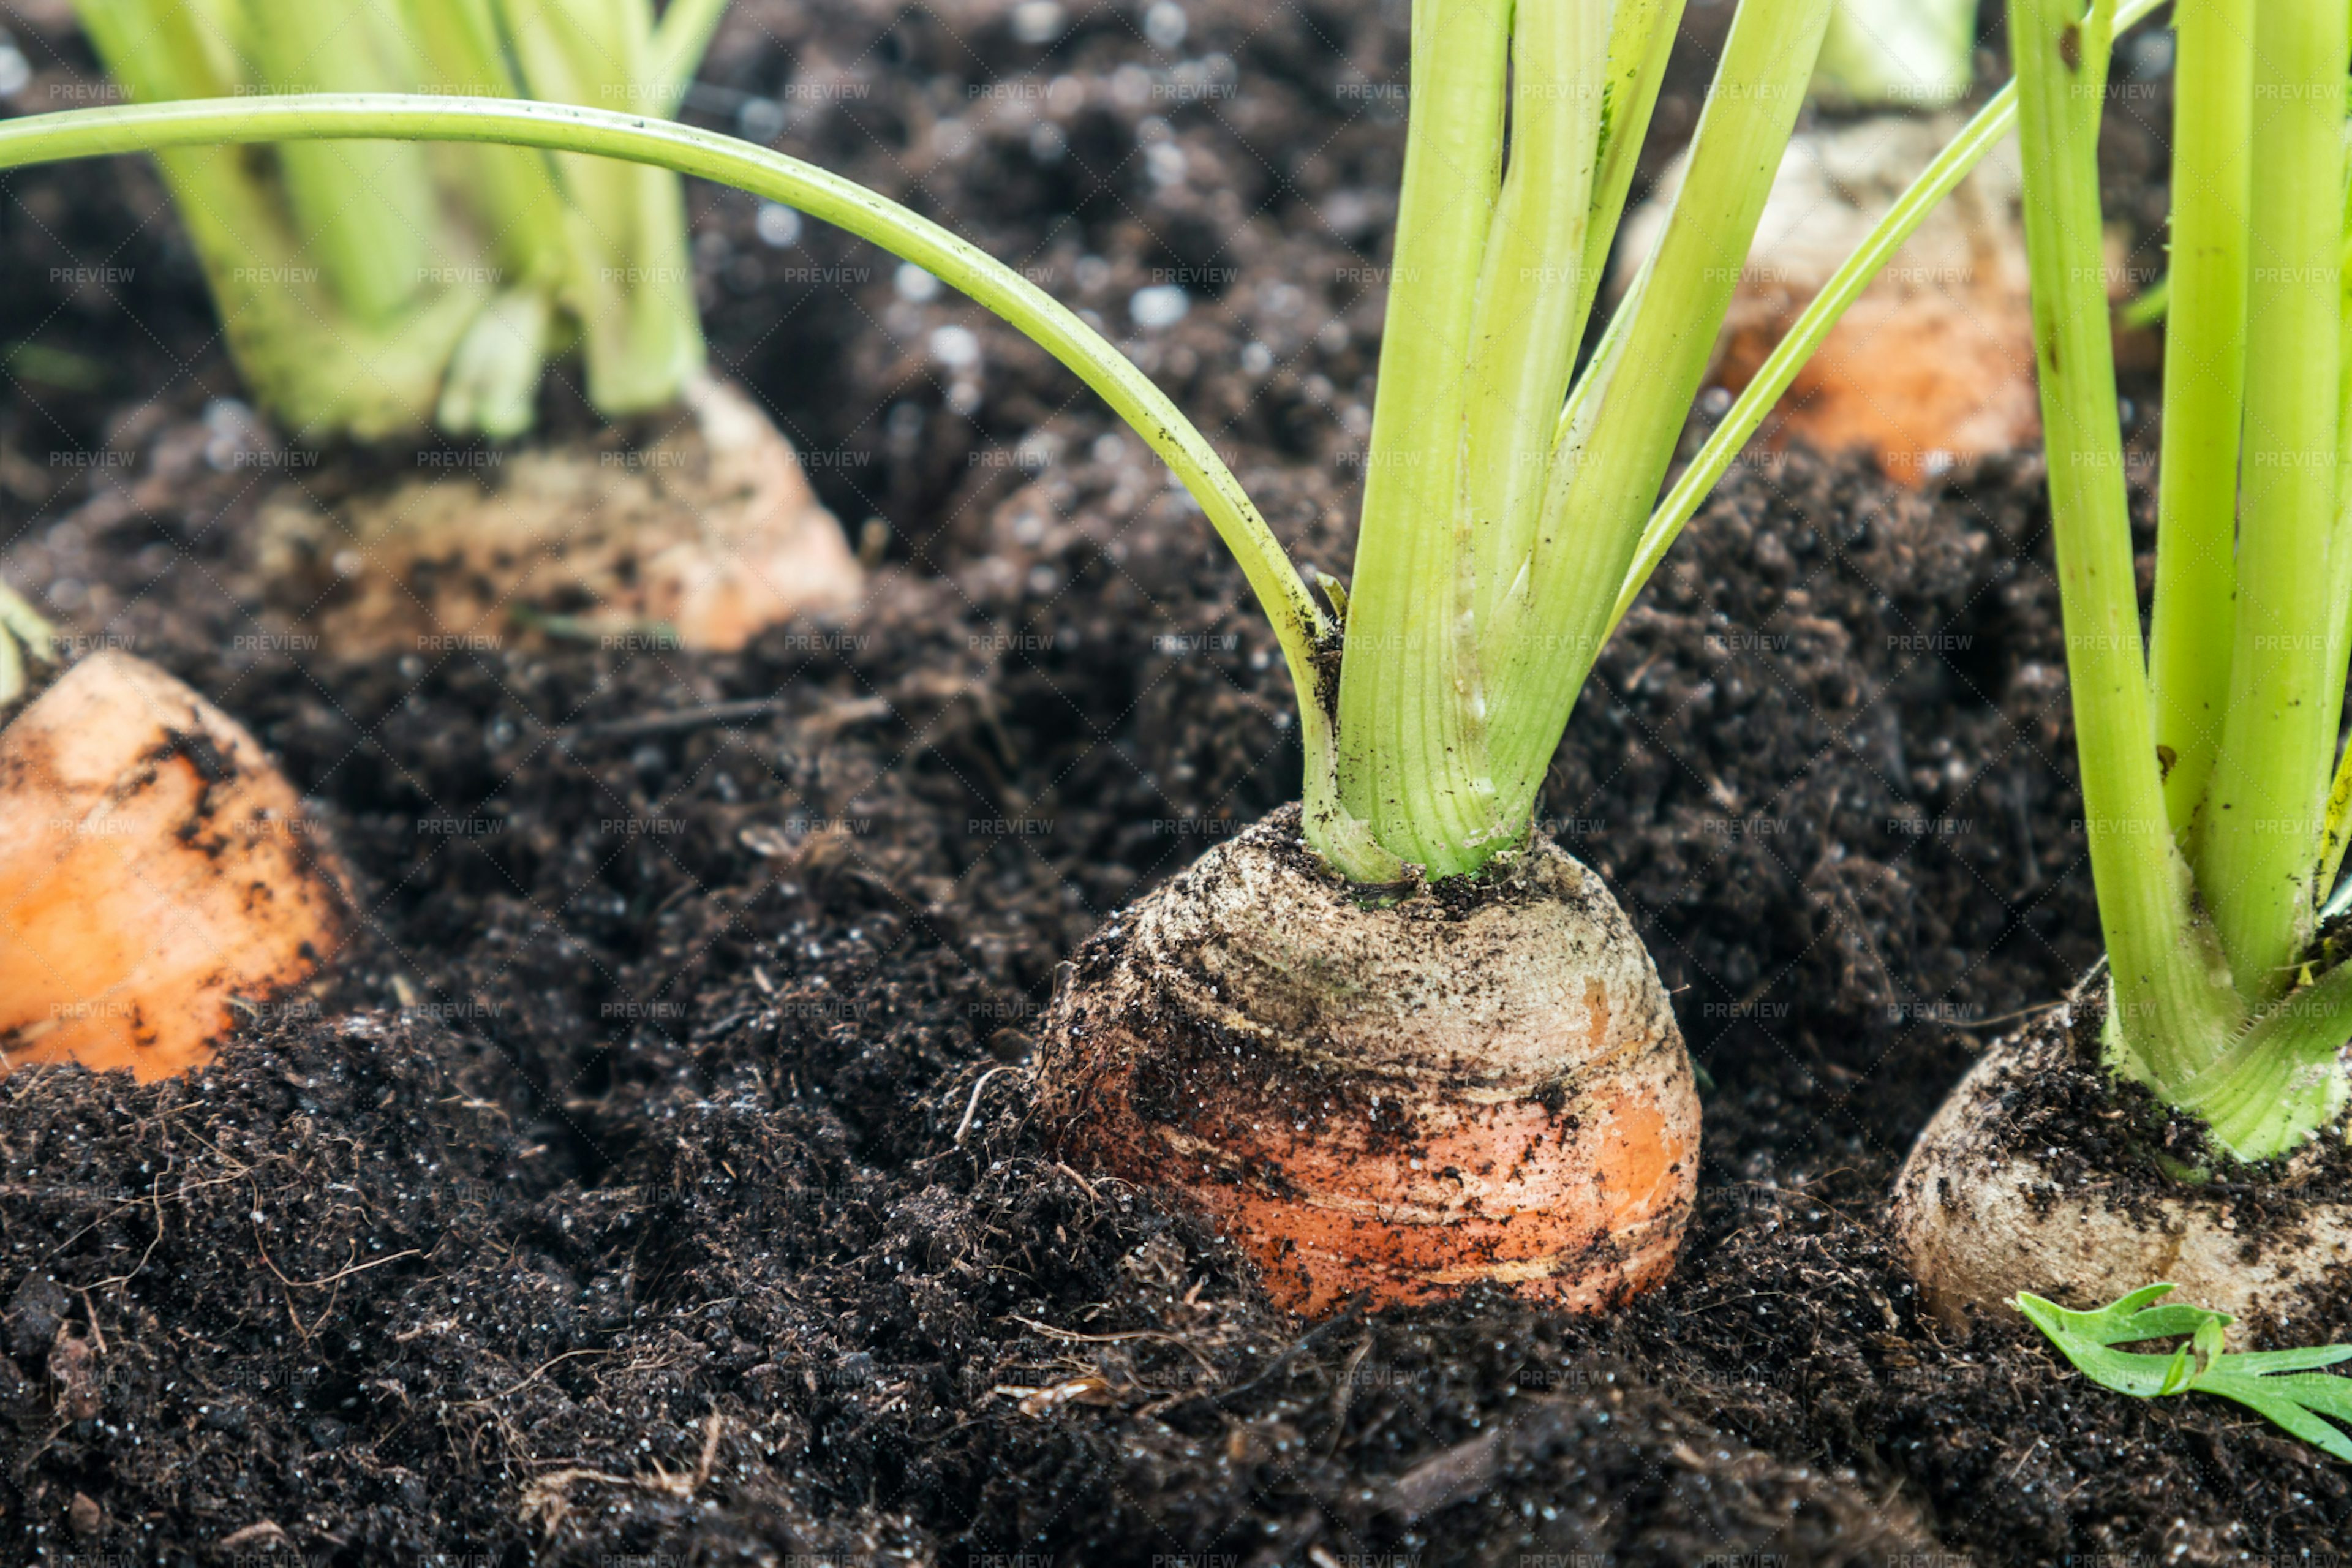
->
[2016,1285,2352,1461]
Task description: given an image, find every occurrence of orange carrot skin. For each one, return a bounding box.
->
[0,652,346,1080]
[1038,807,1700,1317]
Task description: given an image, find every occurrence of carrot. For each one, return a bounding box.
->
[1036,810,1700,1317]
[1890,0,2352,1329]
[1893,982,2352,1332]
[0,652,345,1080]
[255,377,862,657]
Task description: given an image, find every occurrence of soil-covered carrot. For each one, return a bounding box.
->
[0,652,345,1080]
[1892,0,2352,1341]
[1037,811,1696,1314]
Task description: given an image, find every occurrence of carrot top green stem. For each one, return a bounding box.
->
[2007,0,2352,1158]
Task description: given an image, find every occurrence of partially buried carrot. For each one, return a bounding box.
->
[1036,809,1700,1318]
[0,650,346,1080]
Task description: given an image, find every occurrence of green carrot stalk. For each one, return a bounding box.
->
[1461,0,1608,699]
[239,0,443,327]
[399,0,578,293]
[1480,0,1833,826]
[499,0,704,416]
[1333,0,1512,876]
[400,0,576,436]
[69,0,473,437]
[73,0,721,439]
[0,583,56,707]
[2144,0,2249,850]
[648,0,731,111]
[2193,0,2346,1006]
[437,285,554,439]
[2172,960,2352,1158]
[1612,0,2171,634]
[1812,0,1977,110]
[2007,0,2247,1099]
[2310,183,2352,908]
[1573,0,1687,393]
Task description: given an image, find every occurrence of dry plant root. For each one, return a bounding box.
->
[1892,979,2352,1338]
[1036,808,1700,1317]
[256,376,862,655]
[0,650,346,1080]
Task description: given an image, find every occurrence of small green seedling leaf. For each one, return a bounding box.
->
[508,606,681,649]
[2156,1343,2195,1397]
[0,581,58,708]
[2016,1284,2352,1461]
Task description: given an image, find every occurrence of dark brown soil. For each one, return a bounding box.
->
[1988,976,2352,1207]
[0,1,2344,1565]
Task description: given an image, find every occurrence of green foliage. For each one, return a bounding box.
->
[1330,0,1836,878]
[70,0,721,439]
[1812,0,1977,110]
[2018,1285,2352,1461]
[2006,0,2352,1158]
[0,1,2180,931]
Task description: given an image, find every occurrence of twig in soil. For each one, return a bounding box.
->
[990,1375,1118,1415]
[555,694,890,744]
[454,1347,611,1409]
[251,1206,427,1341]
[1325,1335,1373,1455]
[91,1175,170,1291]
[269,1248,424,1289]
[953,1066,1017,1146]
[517,1412,725,1537]
[1999,1435,2046,1488]
[1008,1314,1220,1381]
[1961,997,2072,1031]
[693,1410,722,1489]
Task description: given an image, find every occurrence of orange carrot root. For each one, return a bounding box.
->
[1037,807,1699,1317]
[253,377,862,657]
[0,651,346,1080]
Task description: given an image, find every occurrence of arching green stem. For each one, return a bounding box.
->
[0,92,1381,873]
